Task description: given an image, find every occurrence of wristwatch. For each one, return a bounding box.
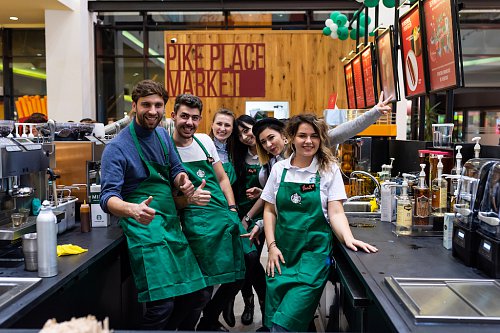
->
[228,204,238,212]
[244,214,251,223]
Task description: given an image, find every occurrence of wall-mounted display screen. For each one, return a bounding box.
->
[422,0,461,92]
[352,54,366,109]
[399,2,427,98]
[375,27,399,102]
[361,45,376,108]
[344,62,356,109]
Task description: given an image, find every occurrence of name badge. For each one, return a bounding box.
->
[247,168,257,174]
[300,184,316,193]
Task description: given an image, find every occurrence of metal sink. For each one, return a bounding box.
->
[386,277,500,323]
[0,277,42,310]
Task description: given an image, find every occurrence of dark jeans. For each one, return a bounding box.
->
[241,232,267,302]
[141,298,175,330]
[164,287,212,331]
[200,279,244,326]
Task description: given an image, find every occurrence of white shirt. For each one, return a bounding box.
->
[176,133,220,165]
[261,155,347,220]
[245,149,260,166]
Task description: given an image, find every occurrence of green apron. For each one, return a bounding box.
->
[222,160,256,254]
[120,124,206,302]
[265,169,333,332]
[237,161,263,227]
[222,161,237,185]
[175,136,245,286]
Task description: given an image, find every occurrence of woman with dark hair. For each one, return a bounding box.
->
[261,114,377,332]
[222,115,267,329]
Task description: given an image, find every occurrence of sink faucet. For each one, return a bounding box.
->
[347,171,381,203]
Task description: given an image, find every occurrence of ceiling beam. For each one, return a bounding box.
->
[89,1,359,12]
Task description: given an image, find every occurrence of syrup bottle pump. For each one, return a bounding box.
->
[472,137,481,158]
[395,174,413,235]
[414,164,431,226]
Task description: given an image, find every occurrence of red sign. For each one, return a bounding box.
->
[376,28,397,102]
[344,63,356,109]
[165,42,265,97]
[423,0,458,92]
[327,93,338,109]
[399,3,427,98]
[352,55,366,109]
[361,46,376,107]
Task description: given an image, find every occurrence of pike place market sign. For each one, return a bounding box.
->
[165,43,266,97]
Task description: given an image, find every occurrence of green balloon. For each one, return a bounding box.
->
[350,27,367,40]
[335,14,348,27]
[330,11,341,21]
[369,30,376,37]
[359,14,372,27]
[383,0,396,8]
[350,28,357,40]
[337,26,349,41]
[364,0,380,8]
[322,26,332,36]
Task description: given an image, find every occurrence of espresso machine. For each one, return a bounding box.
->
[476,161,500,278]
[0,128,53,266]
[452,158,500,267]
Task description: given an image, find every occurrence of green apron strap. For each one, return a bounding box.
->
[129,122,170,169]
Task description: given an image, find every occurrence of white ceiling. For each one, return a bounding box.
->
[0,0,71,27]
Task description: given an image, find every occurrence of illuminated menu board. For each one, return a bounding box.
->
[399,2,427,98]
[344,63,356,109]
[376,27,398,102]
[352,54,366,109]
[361,45,376,107]
[423,0,459,92]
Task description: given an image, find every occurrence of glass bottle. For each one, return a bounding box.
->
[414,164,430,226]
[431,155,448,217]
[396,178,412,235]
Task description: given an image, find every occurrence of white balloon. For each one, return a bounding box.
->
[330,30,339,39]
[344,21,349,28]
[330,23,338,33]
[325,19,334,27]
[356,0,365,2]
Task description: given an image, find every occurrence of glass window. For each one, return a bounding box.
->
[148,31,165,56]
[96,57,144,121]
[97,29,145,56]
[12,57,46,96]
[462,55,500,87]
[150,11,224,27]
[12,30,45,57]
[228,11,273,27]
[147,57,165,85]
[99,12,143,25]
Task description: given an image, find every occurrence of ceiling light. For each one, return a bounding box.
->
[37,53,43,57]
[9,16,19,21]
[31,66,36,70]
[132,72,139,77]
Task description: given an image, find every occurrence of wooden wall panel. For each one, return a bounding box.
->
[164,30,356,133]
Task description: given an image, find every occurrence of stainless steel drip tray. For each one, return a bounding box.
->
[385,277,500,323]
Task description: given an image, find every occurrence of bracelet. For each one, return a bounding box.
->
[228,204,238,212]
[268,240,276,249]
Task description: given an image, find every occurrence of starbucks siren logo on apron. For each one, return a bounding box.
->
[197,169,206,178]
[290,193,302,204]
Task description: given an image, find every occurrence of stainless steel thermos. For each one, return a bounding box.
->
[37,200,58,277]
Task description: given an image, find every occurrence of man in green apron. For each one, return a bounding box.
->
[171,94,246,331]
[100,80,209,330]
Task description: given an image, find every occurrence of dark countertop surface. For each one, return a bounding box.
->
[0,223,124,328]
[341,220,499,333]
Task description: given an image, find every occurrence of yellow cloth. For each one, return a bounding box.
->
[57,244,88,257]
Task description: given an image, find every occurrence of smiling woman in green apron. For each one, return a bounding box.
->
[209,108,238,186]
[100,80,208,330]
[260,114,378,332]
[170,94,246,331]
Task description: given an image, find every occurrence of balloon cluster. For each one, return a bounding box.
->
[322,11,350,40]
[356,0,396,9]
